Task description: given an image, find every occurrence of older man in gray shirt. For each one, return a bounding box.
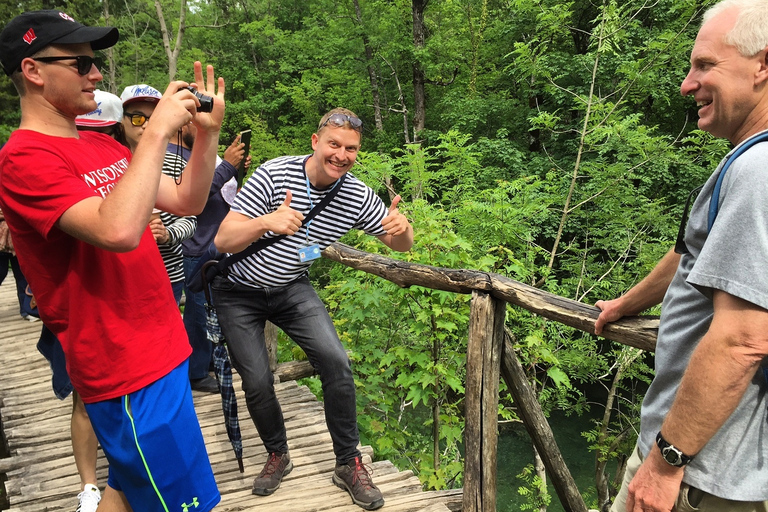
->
[595,1,768,511]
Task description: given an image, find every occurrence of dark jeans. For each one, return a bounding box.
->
[211,275,361,463]
[36,324,73,399]
[0,251,28,317]
[171,279,184,306]
[183,255,213,380]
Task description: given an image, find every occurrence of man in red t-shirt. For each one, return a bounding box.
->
[0,10,226,512]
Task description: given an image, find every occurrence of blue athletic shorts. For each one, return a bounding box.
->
[84,360,220,512]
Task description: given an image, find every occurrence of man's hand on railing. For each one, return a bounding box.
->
[594,297,626,335]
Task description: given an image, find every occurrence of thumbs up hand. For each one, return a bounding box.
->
[266,189,305,235]
[381,194,410,237]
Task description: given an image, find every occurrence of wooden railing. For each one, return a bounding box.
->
[319,243,659,512]
[264,242,658,511]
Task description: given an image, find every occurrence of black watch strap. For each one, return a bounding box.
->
[656,431,694,467]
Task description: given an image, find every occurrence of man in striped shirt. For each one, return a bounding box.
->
[213,108,412,510]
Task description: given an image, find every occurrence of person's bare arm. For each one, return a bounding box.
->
[156,63,225,217]
[214,190,304,253]
[594,248,680,334]
[57,63,224,252]
[57,82,198,251]
[626,291,768,511]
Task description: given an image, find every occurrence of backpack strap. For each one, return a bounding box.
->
[708,131,768,231]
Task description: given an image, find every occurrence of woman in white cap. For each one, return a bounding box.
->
[75,88,127,146]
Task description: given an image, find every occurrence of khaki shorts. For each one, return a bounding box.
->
[611,444,768,512]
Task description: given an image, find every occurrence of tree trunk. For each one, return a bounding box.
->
[154,0,187,81]
[353,0,394,200]
[102,0,116,93]
[465,0,488,96]
[411,0,427,142]
[595,348,642,510]
[353,0,383,132]
[431,314,440,472]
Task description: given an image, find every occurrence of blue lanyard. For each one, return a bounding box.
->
[304,175,314,242]
[303,174,340,242]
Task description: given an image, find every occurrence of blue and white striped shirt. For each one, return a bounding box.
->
[227,155,387,288]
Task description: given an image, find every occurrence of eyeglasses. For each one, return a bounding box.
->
[124,113,150,127]
[32,55,96,76]
[318,113,363,133]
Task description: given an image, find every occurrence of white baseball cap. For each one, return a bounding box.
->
[121,84,162,106]
[75,89,123,127]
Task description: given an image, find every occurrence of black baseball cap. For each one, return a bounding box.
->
[0,10,119,76]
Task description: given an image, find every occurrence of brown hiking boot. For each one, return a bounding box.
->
[252,452,293,496]
[332,456,384,510]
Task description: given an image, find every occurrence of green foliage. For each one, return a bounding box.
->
[517,463,552,511]
[320,199,487,488]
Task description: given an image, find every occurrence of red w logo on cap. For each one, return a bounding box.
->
[22,28,36,45]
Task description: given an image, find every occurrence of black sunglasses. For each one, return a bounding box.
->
[124,112,150,127]
[32,55,95,76]
[318,113,363,133]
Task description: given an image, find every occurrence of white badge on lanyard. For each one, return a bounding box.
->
[296,173,330,263]
[298,243,321,262]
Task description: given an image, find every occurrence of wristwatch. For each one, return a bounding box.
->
[656,431,694,467]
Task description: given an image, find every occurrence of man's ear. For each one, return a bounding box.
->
[755,47,768,86]
[310,132,319,151]
[19,57,44,87]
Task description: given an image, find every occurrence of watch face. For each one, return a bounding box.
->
[661,446,683,466]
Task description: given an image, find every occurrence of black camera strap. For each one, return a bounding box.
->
[201,173,347,297]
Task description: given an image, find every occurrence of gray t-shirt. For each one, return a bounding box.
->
[639,131,768,500]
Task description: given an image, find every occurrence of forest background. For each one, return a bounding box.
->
[0,0,730,510]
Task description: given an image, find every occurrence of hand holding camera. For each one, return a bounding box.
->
[185,61,225,132]
[183,86,214,113]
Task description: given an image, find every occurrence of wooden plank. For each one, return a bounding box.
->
[0,275,463,510]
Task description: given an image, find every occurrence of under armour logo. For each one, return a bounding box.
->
[181,497,199,512]
[22,28,36,45]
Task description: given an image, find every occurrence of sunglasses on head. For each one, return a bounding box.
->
[318,113,363,133]
[32,55,96,76]
[124,112,150,127]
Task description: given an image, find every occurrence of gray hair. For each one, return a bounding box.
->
[703,0,768,57]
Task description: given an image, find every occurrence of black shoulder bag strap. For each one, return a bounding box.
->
[201,173,347,300]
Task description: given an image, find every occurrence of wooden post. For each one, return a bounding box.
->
[463,291,505,512]
[501,336,588,512]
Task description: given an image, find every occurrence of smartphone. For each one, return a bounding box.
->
[237,129,252,188]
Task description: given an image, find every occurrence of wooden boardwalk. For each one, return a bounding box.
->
[0,276,462,511]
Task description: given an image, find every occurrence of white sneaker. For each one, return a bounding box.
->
[76,484,101,512]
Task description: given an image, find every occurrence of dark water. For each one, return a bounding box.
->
[496,407,605,511]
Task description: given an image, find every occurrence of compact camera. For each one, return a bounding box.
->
[184,86,214,113]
